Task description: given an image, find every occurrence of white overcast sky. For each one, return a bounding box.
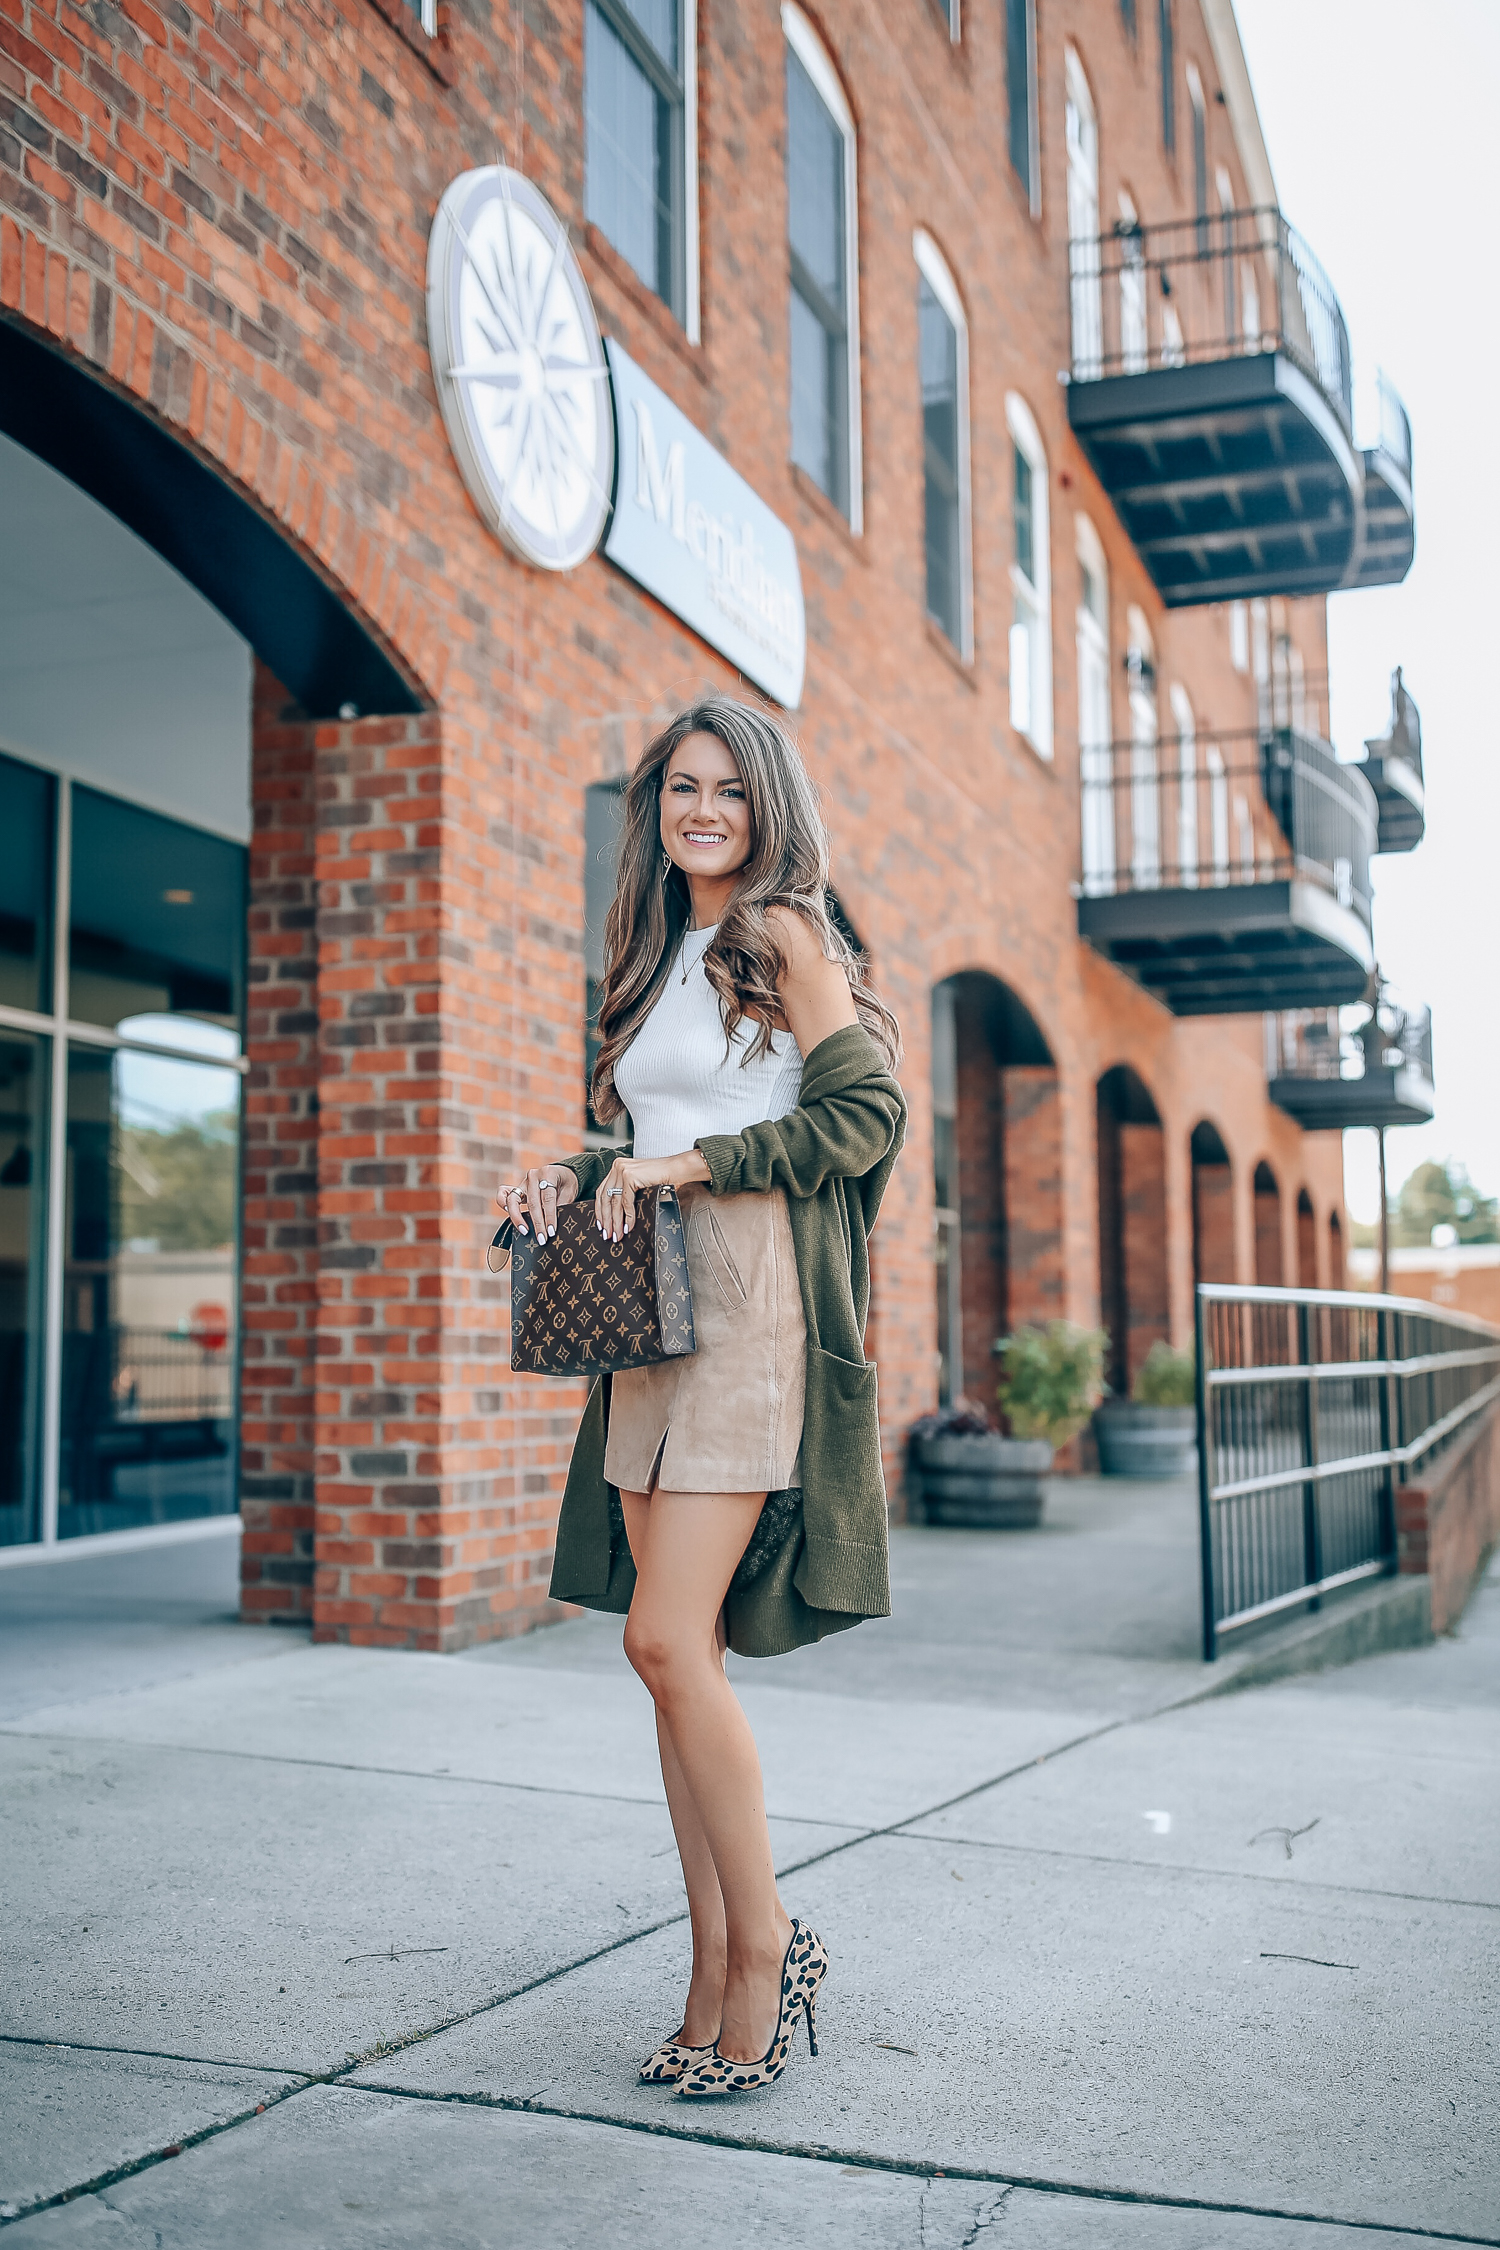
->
[1232,0,1500,1221]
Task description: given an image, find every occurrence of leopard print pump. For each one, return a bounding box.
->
[675,1918,828,2098]
[638,2034,716,2085]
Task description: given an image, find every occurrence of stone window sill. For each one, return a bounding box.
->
[789,463,865,559]
[364,0,457,87]
[582,226,708,391]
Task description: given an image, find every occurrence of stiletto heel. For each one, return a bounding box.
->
[676,1919,829,2098]
[638,2034,715,2085]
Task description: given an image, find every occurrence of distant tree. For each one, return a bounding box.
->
[1389,1158,1499,1249]
[116,1111,238,1251]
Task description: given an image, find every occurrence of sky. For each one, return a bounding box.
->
[1233,0,1500,1223]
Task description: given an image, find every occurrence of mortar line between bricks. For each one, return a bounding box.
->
[884,1830,1500,1914]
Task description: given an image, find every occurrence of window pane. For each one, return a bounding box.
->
[790,288,847,512]
[586,1,677,312]
[787,52,844,308]
[1006,0,1031,189]
[618,0,676,70]
[0,751,53,1015]
[68,787,245,1041]
[1014,443,1035,583]
[0,1029,48,1546]
[1159,0,1175,151]
[59,1043,239,1538]
[920,278,961,645]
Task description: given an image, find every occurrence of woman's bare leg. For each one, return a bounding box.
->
[622,1489,793,2065]
[621,1488,728,2046]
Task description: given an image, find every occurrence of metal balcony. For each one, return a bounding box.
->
[1354,668,1425,853]
[1267,995,1434,1130]
[1066,209,1414,607]
[1077,723,1377,1015]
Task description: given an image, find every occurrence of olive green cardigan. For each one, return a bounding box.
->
[545,1023,907,1657]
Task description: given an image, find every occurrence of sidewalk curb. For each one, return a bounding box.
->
[1170,1574,1433,1705]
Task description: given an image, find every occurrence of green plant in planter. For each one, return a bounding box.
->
[1131,1340,1196,1407]
[995,1321,1108,1447]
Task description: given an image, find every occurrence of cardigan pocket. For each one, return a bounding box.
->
[801,1343,882,1502]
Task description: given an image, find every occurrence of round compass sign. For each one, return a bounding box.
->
[427,167,614,572]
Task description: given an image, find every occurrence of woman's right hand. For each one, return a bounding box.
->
[496,1164,579,1241]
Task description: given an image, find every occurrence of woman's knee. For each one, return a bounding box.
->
[623,1611,702,1702]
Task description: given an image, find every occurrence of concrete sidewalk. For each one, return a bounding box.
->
[2,1479,1497,2246]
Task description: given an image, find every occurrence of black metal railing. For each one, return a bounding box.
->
[1068,205,1352,430]
[1194,1285,1500,1659]
[1079,723,1377,926]
[1265,996,1432,1093]
[106,1326,235,1422]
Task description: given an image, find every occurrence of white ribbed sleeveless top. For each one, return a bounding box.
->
[614,925,803,1159]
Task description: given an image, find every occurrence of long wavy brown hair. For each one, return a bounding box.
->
[590,697,902,1126]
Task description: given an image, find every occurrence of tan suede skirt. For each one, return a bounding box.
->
[603,1184,806,1496]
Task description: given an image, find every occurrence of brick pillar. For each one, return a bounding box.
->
[954,997,1004,1403]
[1254,1176,1284,1285]
[1003,1067,1063,1327]
[1120,1123,1170,1390]
[1328,1210,1344,1287]
[1192,1160,1236,1286]
[239,665,319,1626]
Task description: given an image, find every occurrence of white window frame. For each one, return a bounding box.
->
[943,0,961,40]
[782,3,863,534]
[1065,47,1102,381]
[913,228,972,662]
[1076,513,1114,896]
[1228,599,1249,673]
[1006,392,1052,759]
[1118,190,1147,374]
[1126,603,1159,888]
[585,0,701,343]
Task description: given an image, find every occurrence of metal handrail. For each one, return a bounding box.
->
[1194,1284,1500,1658]
[1078,724,1377,928]
[1265,998,1433,1091]
[1068,204,1353,432]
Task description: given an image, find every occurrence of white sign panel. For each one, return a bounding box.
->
[603,340,805,709]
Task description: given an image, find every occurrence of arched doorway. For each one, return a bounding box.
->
[1190,1120,1234,1287]
[1097,1064,1168,1399]
[1254,1162,1284,1285]
[932,974,1059,1405]
[1296,1189,1318,1286]
[1329,1209,1345,1287]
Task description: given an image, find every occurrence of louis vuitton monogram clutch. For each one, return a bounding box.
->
[493,1185,697,1378]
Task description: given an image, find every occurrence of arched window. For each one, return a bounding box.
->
[1065,49,1102,379]
[1007,394,1052,759]
[1117,191,1148,373]
[1076,514,1113,895]
[783,5,862,529]
[914,230,972,659]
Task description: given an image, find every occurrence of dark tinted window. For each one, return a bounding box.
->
[0,1028,47,1544]
[586,0,685,320]
[1014,443,1035,583]
[1006,0,1033,195]
[0,752,53,1014]
[1159,0,1176,152]
[68,787,246,1040]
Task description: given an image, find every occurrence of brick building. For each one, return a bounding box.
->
[0,0,1417,1641]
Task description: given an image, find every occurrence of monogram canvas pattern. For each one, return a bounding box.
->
[506,1187,696,1377]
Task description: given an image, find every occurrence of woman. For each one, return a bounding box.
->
[496,695,905,2099]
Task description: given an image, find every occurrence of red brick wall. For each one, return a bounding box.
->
[1296,1195,1318,1288]
[239,664,318,1625]
[0,0,1353,1639]
[1255,1178,1285,1287]
[954,996,1004,1402]
[1003,1067,1064,1329]
[1120,1122,1170,1389]
[1397,1404,1500,1636]
[1192,1161,1235,1288]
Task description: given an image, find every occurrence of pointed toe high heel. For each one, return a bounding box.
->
[676,1919,828,2099]
[638,2033,716,2085]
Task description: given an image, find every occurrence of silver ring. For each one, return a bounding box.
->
[606,1184,624,1198]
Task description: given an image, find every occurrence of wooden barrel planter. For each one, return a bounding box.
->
[911,1432,1054,1528]
[1093,1402,1197,1478]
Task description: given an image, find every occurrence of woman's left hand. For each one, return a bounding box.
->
[595,1149,710,1240]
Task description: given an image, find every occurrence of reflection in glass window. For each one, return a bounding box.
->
[68,786,245,1039]
[0,1030,48,1545]
[0,751,53,1015]
[586,0,686,322]
[787,43,851,515]
[1006,0,1037,207]
[59,1043,240,1538]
